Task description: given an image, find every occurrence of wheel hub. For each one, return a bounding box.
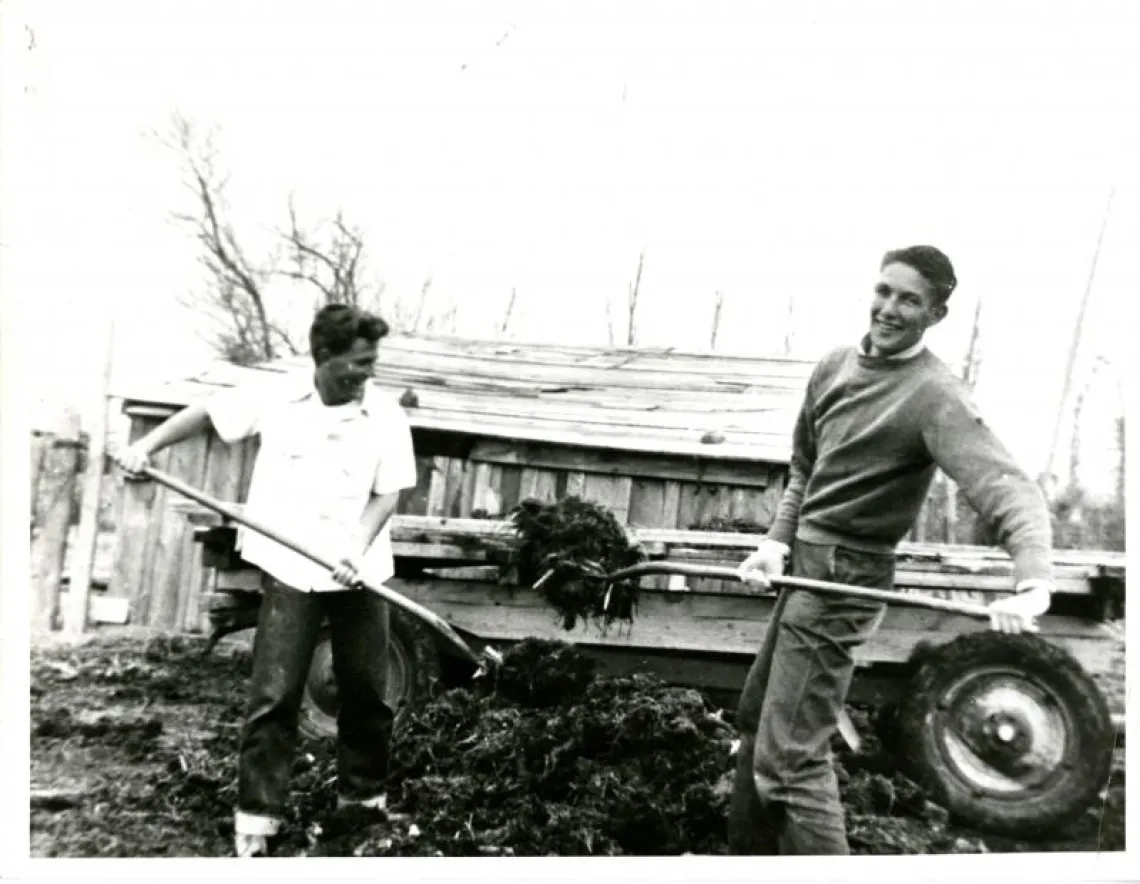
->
[935,669,1071,796]
[304,634,413,730]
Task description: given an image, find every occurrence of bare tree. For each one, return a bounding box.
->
[782,294,795,356]
[500,287,518,336]
[164,114,296,365]
[709,290,724,349]
[626,249,645,346]
[962,295,983,389]
[163,112,418,364]
[604,293,616,346]
[280,196,382,310]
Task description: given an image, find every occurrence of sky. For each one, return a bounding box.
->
[5,0,1137,498]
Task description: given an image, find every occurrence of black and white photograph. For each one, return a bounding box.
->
[2,0,1135,877]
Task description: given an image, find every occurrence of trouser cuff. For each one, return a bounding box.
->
[337,793,387,811]
[234,810,283,836]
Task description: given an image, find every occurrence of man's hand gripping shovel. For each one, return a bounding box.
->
[120,464,503,676]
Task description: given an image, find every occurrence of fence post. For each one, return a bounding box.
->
[64,317,116,636]
[30,408,83,632]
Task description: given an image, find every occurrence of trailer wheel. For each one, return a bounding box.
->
[298,608,443,742]
[897,631,1115,837]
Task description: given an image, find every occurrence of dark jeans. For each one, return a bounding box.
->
[237,575,394,821]
[728,539,892,855]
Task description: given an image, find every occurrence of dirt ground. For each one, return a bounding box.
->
[29,630,1126,858]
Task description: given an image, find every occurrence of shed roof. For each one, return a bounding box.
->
[116,333,818,464]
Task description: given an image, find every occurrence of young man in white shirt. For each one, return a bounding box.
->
[116,305,418,857]
[728,246,1055,855]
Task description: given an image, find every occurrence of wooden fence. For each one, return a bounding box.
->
[30,418,125,632]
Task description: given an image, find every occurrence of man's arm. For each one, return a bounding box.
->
[354,491,402,555]
[739,368,820,586]
[114,404,213,474]
[920,381,1055,632]
[766,379,819,547]
[331,400,419,587]
[921,383,1053,585]
[115,388,263,476]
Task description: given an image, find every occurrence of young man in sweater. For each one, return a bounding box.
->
[114,305,418,857]
[728,245,1055,855]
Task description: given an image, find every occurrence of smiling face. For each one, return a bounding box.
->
[313,337,379,405]
[868,262,948,356]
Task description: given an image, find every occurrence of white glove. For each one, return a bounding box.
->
[986,580,1054,634]
[737,538,790,590]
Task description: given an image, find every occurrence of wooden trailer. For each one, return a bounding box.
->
[110,333,1126,838]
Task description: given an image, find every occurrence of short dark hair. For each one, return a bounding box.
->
[881,245,957,303]
[309,304,390,361]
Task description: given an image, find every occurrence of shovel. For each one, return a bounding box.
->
[133,465,500,672]
[602,561,999,620]
[599,562,1003,756]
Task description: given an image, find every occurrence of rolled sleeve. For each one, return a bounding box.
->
[372,404,418,496]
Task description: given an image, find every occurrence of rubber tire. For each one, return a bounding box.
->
[297,607,443,742]
[897,630,1115,837]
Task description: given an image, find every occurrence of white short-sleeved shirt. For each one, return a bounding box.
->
[206,375,418,591]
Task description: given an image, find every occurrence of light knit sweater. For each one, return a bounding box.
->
[767,344,1054,585]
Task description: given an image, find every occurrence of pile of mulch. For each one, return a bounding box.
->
[506,497,647,630]
[32,633,1122,857]
[316,639,998,857]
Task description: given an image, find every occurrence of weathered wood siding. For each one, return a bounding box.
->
[107,421,786,628]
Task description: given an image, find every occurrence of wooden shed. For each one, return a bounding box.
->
[108,332,1006,632]
[107,334,822,629]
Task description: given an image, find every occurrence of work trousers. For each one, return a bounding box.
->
[728,539,891,855]
[235,574,394,831]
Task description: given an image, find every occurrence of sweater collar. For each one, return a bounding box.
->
[859,334,926,361]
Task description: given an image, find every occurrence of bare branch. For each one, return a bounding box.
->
[627,248,645,347]
[709,290,724,349]
[413,276,434,332]
[500,287,518,336]
[162,112,388,364]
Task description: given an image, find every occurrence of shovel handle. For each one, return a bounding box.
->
[136,465,485,667]
[603,561,995,620]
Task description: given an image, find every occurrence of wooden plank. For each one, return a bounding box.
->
[533,470,559,502]
[425,456,450,516]
[147,436,209,629]
[628,479,665,529]
[457,459,479,517]
[399,455,435,516]
[237,438,261,501]
[30,411,83,631]
[469,439,772,489]
[565,471,587,498]
[56,592,130,625]
[386,579,1117,674]
[581,474,633,523]
[185,434,241,631]
[518,467,541,501]
[183,435,239,632]
[175,436,213,632]
[498,465,524,512]
[470,463,499,516]
[383,409,795,464]
[30,432,49,508]
[129,444,175,625]
[627,479,675,587]
[442,458,470,517]
[183,510,1121,598]
[106,417,159,611]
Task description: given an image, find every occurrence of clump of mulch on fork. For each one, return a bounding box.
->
[505,497,647,631]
